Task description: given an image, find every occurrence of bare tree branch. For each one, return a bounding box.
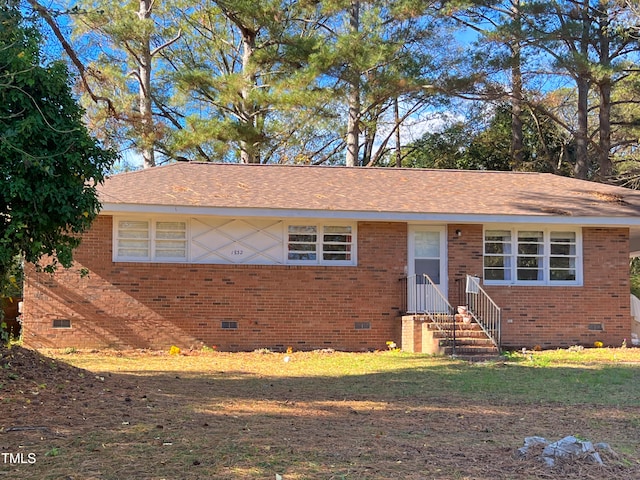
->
[150,30,182,58]
[27,0,116,115]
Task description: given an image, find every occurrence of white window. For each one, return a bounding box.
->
[549,231,578,281]
[155,221,187,259]
[484,228,580,285]
[484,230,512,281]
[517,230,544,281]
[115,219,187,262]
[287,226,318,261]
[322,225,353,262]
[116,220,150,259]
[287,223,355,265]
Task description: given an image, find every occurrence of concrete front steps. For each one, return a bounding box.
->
[400,314,500,360]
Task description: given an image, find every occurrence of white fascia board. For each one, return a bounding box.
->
[99,203,640,227]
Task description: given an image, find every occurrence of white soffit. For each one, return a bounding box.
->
[100,203,640,227]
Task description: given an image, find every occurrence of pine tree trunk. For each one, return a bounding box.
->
[394,97,402,168]
[240,28,259,164]
[510,52,524,170]
[138,0,155,169]
[510,0,524,171]
[574,0,590,180]
[597,10,612,179]
[574,77,589,179]
[598,78,612,179]
[345,1,360,167]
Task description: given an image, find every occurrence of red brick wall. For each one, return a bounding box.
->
[446,224,485,308]
[447,225,632,349]
[23,217,406,351]
[22,219,632,351]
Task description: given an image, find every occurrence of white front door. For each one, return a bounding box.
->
[407,226,447,313]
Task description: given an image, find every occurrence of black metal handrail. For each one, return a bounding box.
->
[402,274,502,354]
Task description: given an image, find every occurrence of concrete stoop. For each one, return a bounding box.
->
[401,314,500,360]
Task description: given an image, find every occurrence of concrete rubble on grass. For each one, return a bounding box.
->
[517,435,615,467]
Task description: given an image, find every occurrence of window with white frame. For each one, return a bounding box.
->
[484,228,580,285]
[115,219,187,261]
[322,225,353,262]
[287,225,318,261]
[116,220,150,259]
[155,221,187,259]
[287,224,355,265]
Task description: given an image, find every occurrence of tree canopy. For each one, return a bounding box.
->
[403,103,572,174]
[0,1,116,283]
[20,0,640,182]
[31,0,455,167]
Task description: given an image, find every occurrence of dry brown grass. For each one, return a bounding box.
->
[1,347,639,479]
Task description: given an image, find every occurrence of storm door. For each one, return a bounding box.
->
[407,226,448,313]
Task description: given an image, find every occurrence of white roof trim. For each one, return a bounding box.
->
[100,202,640,227]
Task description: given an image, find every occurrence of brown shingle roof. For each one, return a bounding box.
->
[98,163,640,219]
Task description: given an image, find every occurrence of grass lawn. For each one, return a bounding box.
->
[1,346,639,479]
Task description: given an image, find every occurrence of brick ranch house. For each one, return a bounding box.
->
[21,163,640,353]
